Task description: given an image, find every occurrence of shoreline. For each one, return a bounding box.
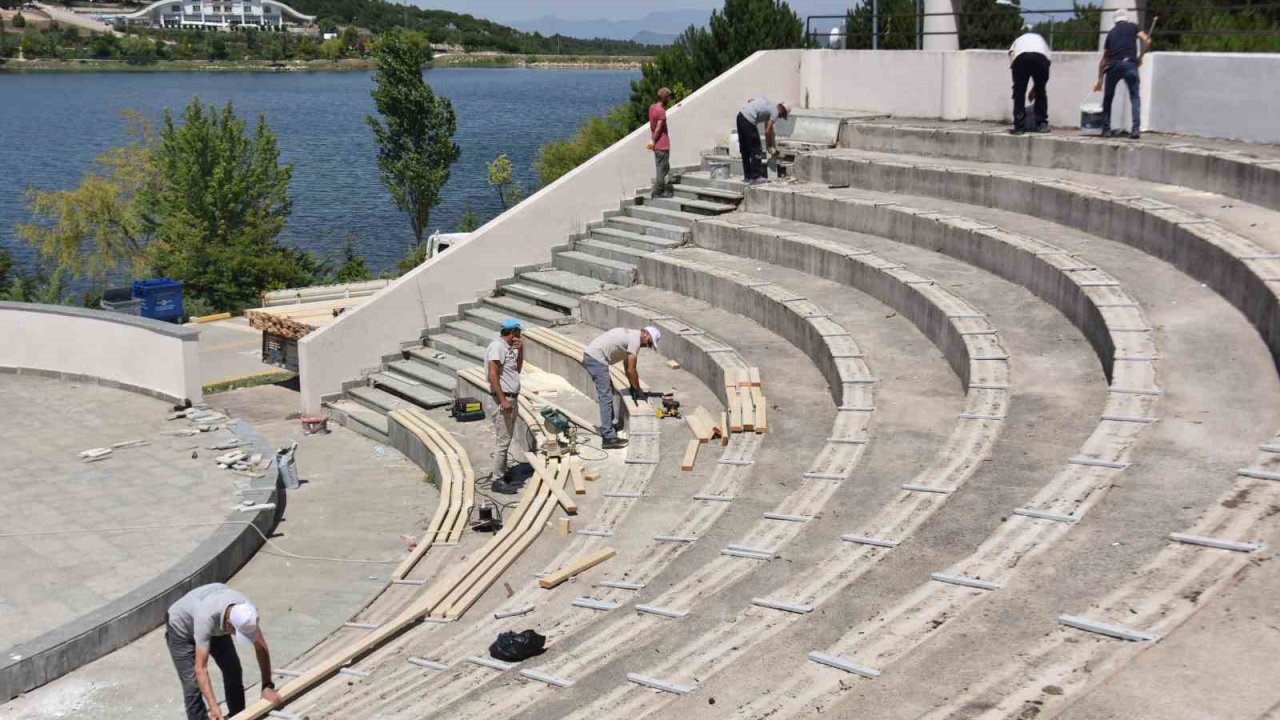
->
[0,53,649,73]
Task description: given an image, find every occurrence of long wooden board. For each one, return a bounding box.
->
[538,547,617,589]
[685,407,713,443]
[751,387,768,434]
[740,387,756,432]
[567,455,587,495]
[681,439,700,472]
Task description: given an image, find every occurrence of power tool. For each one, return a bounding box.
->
[655,394,682,420]
[451,396,485,422]
[539,406,579,456]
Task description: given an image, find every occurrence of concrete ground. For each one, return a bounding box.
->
[0,384,433,720]
[0,375,232,652]
[195,317,278,387]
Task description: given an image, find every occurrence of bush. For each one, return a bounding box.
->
[12,11,25,28]
[534,104,636,186]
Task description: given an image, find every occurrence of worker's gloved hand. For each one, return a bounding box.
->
[630,388,643,403]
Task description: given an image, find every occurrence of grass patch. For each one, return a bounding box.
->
[203,369,297,395]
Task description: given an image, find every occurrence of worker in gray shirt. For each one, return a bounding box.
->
[486,318,525,494]
[736,96,789,184]
[166,583,280,720]
[581,326,661,449]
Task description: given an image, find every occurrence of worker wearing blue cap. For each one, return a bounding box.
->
[485,319,525,493]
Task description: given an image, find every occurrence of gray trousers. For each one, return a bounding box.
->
[651,150,671,197]
[489,394,518,481]
[167,628,245,720]
[582,355,618,441]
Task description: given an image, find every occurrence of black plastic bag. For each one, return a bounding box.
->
[489,629,546,662]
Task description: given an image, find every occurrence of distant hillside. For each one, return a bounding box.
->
[632,30,679,46]
[287,0,657,55]
[510,9,710,43]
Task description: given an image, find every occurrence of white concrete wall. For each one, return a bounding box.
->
[298,49,804,414]
[0,303,201,403]
[1146,52,1280,144]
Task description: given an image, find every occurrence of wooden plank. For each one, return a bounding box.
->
[696,407,721,440]
[721,411,731,445]
[667,359,681,369]
[584,471,601,482]
[538,547,617,589]
[681,439,700,471]
[748,367,762,387]
[567,455,587,495]
[684,407,713,443]
[387,410,448,579]
[754,391,768,434]
[728,391,743,433]
[545,460,579,514]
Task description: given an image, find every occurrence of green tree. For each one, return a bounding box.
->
[1030,3,1099,52]
[330,234,371,282]
[296,34,317,59]
[340,25,359,50]
[533,104,636,186]
[457,203,479,232]
[206,33,228,60]
[367,28,460,251]
[844,0,917,50]
[957,0,1022,49]
[121,35,158,64]
[319,36,344,59]
[141,99,309,310]
[486,153,521,209]
[12,11,25,28]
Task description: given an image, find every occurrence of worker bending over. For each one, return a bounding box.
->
[736,96,789,184]
[1008,28,1051,134]
[581,326,662,449]
[166,583,280,720]
[485,318,525,494]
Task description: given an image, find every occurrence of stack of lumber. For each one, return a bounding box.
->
[244,296,365,340]
[387,408,475,579]
[726,367,768,436]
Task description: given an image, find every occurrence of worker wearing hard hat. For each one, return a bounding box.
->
[166,583,280,720]
[581,326,661,449]
[486,318,525,494]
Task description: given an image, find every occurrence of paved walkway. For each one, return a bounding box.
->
[0,375,232,652]
[0,385,435,719]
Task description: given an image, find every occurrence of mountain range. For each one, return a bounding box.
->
[509,9,711,44]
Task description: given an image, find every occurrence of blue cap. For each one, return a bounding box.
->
[501,318,523,331]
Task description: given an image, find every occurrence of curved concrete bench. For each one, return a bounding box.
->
[292,310,763,718]
[0,301,201,406]
[0,420,277,703]
[839,122,1280,213]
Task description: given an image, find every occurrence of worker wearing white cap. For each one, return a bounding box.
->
[166,583,280,720]
[581,326,662,449]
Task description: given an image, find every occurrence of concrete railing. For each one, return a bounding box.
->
[297,49,804,414]
[0,302,201,405]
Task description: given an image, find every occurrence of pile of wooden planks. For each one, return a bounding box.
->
[244,297,364,340]
[726,367,768,436]
[387,409,476,579]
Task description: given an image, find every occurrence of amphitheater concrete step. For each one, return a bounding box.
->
[369,372,453,410]
[385,359,455,395]
[671,183,743,203]
[476,294,571,326]
[645,195,736,216]
[346,384,414,415]
[588,226,683,252]
[425,332,487,365]
[441,319,497,347]
[405,346,476,374]
[603,215,691,243]
[552,250,637,286]
[499,277,589,312]
[674,170,747,193]
[327,398,390,440]
[622,203,705,228]
[573,238,652,266]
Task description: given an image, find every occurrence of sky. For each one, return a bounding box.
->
[412,1,855,24]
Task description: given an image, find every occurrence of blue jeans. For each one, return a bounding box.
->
[1102,60,1140,134]
[582,354,618,441]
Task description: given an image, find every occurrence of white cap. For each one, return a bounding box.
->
[228,602,260,645]
[1113,8,1129,23]
[643,326,662,349]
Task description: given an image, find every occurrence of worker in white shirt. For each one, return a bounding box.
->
[1008,29,1052,134]
[580,326,661,449]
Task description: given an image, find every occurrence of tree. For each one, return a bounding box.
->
[122,35,158,64]
[534,104,636,185]
[486,153,521,209]
[340,25,359,51]
[956,0,1022,49]
[330,234,371,282]
[367,28,460,251]
[319,36,344,59]
[12,11,25,28]
[844,0,918,50]
[206,33,228,60]
[457,203,479,232]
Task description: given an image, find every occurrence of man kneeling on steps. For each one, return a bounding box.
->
[167,583,280,720]
[581,326,661,449]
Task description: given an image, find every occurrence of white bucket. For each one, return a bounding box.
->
[1079,92,1105,131]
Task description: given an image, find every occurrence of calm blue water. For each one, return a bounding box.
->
[0,68,636,277]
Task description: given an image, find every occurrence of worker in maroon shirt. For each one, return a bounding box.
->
[647,87,673,198]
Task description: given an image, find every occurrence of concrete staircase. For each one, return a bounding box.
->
[326,166,746,441]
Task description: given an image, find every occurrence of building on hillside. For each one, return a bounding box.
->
[120,0,314,30]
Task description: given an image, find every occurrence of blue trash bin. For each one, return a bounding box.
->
[132,278,185,322]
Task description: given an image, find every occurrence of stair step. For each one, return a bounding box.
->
[623,204,705,229]
[328,399,390,438]
[517,268,613,296]
[605,215,691,243]
[370,372,453,409]
[406,346,477,373]
[481,294,571,325]
[673,172,747,193]
[387,359,456,394]
[500,281,582,312]
[347,384,412,414]
[553,251,638,287]
[671,183,743,201]
[589,226,681,251]
[646,196,736,216]
[428,332,488,363]
[462,305,516,330]
[443,319,496,347]
[575,239,653,265]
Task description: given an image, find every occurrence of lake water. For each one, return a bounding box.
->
[0,68,637,277]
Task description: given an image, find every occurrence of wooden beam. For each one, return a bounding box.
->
[685,406,713,443]
[545,461,579,515]
[567,455,587,495]
[721,411,731,445]
[740,387,756,432]
[538,547,617,589]
[751,388,768,434]
[558,517,572,535]
[681,439,699,471]
[667,359,681,370]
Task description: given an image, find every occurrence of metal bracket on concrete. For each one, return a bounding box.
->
[1014,508,1080,524]
[467,656,516,672]
[693,493,735,502]
[972,354,1011,361]
[494,605,536,619]
[1258,444,1280,453]
[931,573,1001,591]
[1061,266,1100,272]
[627,430,661,436]
[1110,327,1152,333]
[764,512,812,522]
[706,347,737,354]
[845,376,879,384]
[338,667,370,678]
[625,458,661,465]
[520,669,576,688]
[1102,415,1158,423]
[1241,254,1280,260]
[723,548,775,560]
[948,312,985,319]
[839,405,876,412]
[826,437,868,445]
[604,491,643,498]
[804,471,848,480]
[718,458,756,466]
[842,534,899,548]
[1169,533,1263,553]
[1094,302,1140,308]
[391,578,425,586]
[1109,387,1162,396]
[626,673,694,695]
[408,657,449,671]
[676,329,706,336]
[724,543,777,559]
[572,597,620,611]
[273,669,304,678]
[343,622,379,630]
[1068,456,1130,470]
[576,529,614,537]
[1238,467,1280,481]
[654,535,698,543]
[751,597,814,614]
[599,580,645,590]
[635,604,689,619]
[1115,355,1159,362]
[902,484,955,494]
[1058,614,1159,642]
[970,383,1012,390]
[960,330,1000,336]
[807,651,882,678]
[959,413,1006,420]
